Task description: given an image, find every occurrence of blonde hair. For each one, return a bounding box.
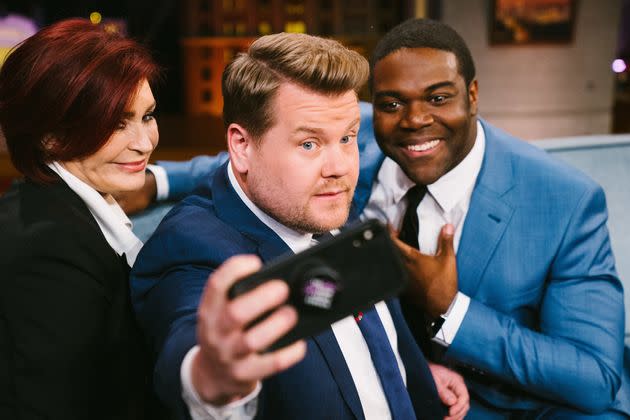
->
[222,32,369,138]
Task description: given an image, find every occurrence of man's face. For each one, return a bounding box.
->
[243,83,360,233]
[372,47,478,186]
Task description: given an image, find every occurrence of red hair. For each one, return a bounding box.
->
[0,18,160,183]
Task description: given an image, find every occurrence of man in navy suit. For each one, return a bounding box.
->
[131,31,469,420]
[129,18,629,418]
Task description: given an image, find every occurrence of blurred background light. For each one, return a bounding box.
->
[613,58,627,73]
[90,12,102,25]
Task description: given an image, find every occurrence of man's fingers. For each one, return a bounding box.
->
[391,235,415,256]
[220,279,290,333]
[236,304,298,355]
[446,396,469,420]
[200,255,263,312]
[436,224,455,257]
[392,235,429,264]
[443,371,469,420]
[437,383,457,406]
[447,399,469,420]
[387,223,399,239]
[213,255,264,292]
[447,385,469,419]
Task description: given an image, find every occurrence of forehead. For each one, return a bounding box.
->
[129,79,154,107]
[372,48,463,92]
[269,82,360,130]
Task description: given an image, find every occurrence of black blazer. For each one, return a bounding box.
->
[0,177,152,419]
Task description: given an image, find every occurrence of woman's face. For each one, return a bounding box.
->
[62,79,158,195]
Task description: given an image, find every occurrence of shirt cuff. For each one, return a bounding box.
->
[432,292,470,346]
[180,345,261,420]
[146,164,169,201]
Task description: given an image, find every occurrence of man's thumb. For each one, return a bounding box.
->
[437,224,455,256]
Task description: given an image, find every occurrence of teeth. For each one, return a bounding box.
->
[407,139,441,152]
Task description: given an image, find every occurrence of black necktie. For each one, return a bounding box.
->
[398,185,427,249]
[397,185,437,357]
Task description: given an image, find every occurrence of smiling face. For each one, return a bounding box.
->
[372,47,478,186]
[62,79,158,194]
[230,82,360,233]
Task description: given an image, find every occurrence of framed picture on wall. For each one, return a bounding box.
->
[489,0,578,45]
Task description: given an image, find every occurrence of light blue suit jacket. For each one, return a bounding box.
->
[157,103,629,416]
[353,116,629,416]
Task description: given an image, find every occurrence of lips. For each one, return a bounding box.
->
[398,137,443,157]
[115,159,147,172]
[407,139,441,152]
[315,190,346,197]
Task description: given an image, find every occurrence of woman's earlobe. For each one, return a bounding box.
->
[41,135,60,155]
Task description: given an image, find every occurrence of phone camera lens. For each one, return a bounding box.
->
[363,229,373,241]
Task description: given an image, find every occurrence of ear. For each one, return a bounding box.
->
[41,135,60,156]
[468,79,478,117]
[226,123,255,174]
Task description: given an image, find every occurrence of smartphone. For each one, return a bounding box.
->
[228,219,408,351]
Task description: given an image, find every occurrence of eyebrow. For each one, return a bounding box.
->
[121,101,157,119]
[291,117,361,136]
[374,81,457,99]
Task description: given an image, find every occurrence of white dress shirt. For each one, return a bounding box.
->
[47,162,143,266]
[362,121,486,345]
[147,163,170,201]
[180,162,406,420]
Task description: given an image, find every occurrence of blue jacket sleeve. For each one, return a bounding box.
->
[158,152,229,200]
[449,184,625,414]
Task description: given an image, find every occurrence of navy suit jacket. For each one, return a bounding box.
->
[157,104,629,416]
[131,163,444,419]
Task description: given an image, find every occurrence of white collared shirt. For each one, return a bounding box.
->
[180,162,405,420]
[362,120,486,345]
[47,162,143,266]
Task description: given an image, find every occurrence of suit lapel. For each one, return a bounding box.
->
[386,299,445,419]
[350,134,385,221]
[212,163,364,417]
[457,120,515,296]
[212,163,293,259]
[312,330,365,420]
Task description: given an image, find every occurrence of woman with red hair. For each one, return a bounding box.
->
[0,19,161,418]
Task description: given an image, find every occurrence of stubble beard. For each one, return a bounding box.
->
[248,177,353,234]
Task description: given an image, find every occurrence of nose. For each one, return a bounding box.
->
[130,124,158,154]
[399,101,433,130]
[321,143,357,179]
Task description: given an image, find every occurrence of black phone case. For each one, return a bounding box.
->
[228,219,408,351]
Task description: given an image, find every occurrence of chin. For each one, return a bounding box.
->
[107,173,146,194]
[315,212,349,231]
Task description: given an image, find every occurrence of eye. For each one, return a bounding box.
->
[143,111,156,123]
[430,95,448,104]
[377,101,401,112]
[340,135,354,144]
[301,141,314,151]
[116,120,127,130]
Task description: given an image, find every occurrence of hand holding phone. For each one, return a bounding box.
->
[229,219,408,350]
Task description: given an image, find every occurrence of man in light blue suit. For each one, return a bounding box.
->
[136,19,629,418]
[356,19,629,418]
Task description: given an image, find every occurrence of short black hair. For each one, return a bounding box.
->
[371,18,476,87]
